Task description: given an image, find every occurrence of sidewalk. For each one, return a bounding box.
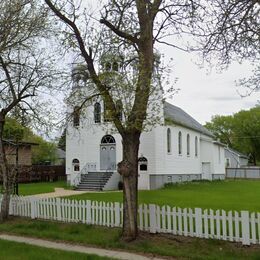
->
[0,234,165,260]
[26,188,121,199]
[26,188,91,198]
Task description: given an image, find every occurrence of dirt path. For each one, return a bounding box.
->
[0,234,164,260]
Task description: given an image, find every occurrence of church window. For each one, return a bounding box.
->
[73,106,80,127]
[112,62,119,71]
[72,158,80,171]
[116,100,123,121]
[178,131,182,155]
[187,134,190,156]
[101,135,116,144]
[167,128,171,153]
[104,101,112,122]
[195,136,198,157]
[94,102,101,123]
[105,62,111,71]
[138,157,148,171]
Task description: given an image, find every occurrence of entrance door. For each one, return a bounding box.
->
[202,162,212,180]
[100,135,116,170]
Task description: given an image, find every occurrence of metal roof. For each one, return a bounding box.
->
[163,102,214,137]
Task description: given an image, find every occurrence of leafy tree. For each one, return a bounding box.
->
[30,136,57,165]
[232,107,260,165]
[204,115,234,147]
[3,118,25,141]
[0,0,61,221]
[44,0,206,240]
[205,106,260,165]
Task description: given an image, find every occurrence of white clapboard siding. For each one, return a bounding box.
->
[1,196,259,246]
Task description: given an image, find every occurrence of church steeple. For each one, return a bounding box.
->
[71,64,89,89]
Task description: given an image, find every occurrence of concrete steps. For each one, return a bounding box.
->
[76,172,113,191]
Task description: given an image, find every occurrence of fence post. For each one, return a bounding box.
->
[86,200,91,224]
[241,211,250,245]
[30,198,36,219]
[56,198,61,221]
[149,204,156,233]
[195,208,203,237]
[114,202,120,227]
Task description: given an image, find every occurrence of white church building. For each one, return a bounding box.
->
[66,57,226,191]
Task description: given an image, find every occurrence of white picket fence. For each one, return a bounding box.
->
[1,195,260,245]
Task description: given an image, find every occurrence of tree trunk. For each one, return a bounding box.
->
[118,132,140,241]
[0,112,11,222]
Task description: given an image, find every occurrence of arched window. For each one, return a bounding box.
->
[178,131,182,155]
[105,62,111,71]
[104,101,112,122]
[116,100,123,121]
[73,106,80,127]
[112,62,119,71]
[187,134,190,156]
[138,157,148,171]
[101,135,116,144]
[195,136,198,157]
[72,158,80,171]
[167,128,171,153]
[94,102,101,123]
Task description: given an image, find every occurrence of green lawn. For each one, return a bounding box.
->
[66,180,260,212]
[0,239,111,260]
[0,218,259,260]
[1,181,70,196]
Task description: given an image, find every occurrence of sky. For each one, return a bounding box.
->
[163,47,259,124]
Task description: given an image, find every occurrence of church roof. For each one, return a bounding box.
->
[163,102,214,137]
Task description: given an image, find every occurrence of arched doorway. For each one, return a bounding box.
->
[100,135,116,170]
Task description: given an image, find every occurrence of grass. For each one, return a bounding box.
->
[0,218,260,259]
[66,180,260,212]
[1,181,71,196]
[0,239,111,259]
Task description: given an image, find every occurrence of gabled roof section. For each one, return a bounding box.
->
[224,147,249,159]
[163,102,214,137]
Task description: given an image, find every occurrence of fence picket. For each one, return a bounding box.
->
[209,209,214,238]
[234,211,240,242]
[156,205,161,232]
[149,204,156,233]
[257,213,260,244]
[222,210,227,240]
[189,208,194,237]
[216,210,221,239]
[228,211,233,242]
[172,207,177,235]
[195,208,202,238]
[115,202,120,227]
[161,206,166,233]
[183,208,188,236]
[251,212,256,244]
[5,196,258,246]
[203,209,208,239]
[142,204,147,231]
[241,211,250,245]
[139,205,143,231]
[166,206,171,233]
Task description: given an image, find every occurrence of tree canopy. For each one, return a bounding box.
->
[205,105,260,165]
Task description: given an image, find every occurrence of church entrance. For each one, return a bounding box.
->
[100,135,116,170]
